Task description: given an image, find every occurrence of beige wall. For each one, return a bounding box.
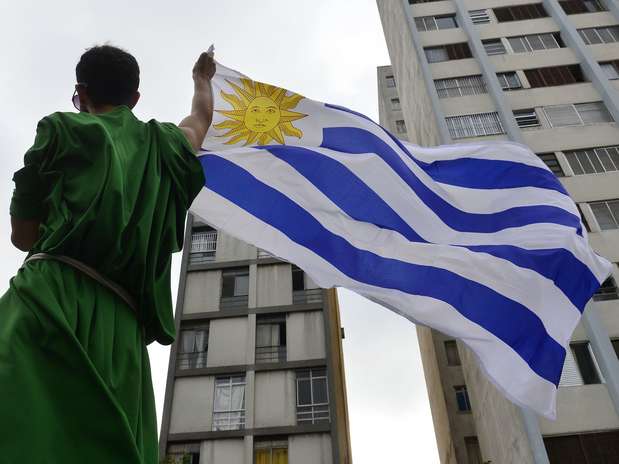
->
[200,439,245,464]
[184,270,221,314]
[286,311,326,361]
[256,264,293,307]
[169,377,214,434]
[207,317,250,367]
[288,434,333,464]
[253,371,296,428]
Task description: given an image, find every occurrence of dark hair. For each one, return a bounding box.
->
[75,45,140,107]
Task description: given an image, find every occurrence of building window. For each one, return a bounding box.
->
[465,437,483,464]
[524,65,585,88]
[543,102,613,127]
[560,0,607,14]
[424,43,472,63]
[434,75,487,98]
[494,4,548,22]
[292,265,322,304]
[395,119,407,134]
[444,340,461,366]
[537,153,565,176]
[296,368,330,424]
[454,385,472,412]
[254,439,288,464]
[496,72,522,90]
[507,33,563,53]
[213,375,246,431]
[415,14,458,31]
[385,75,396,88]
[256,314,286,363]
[482,38,507,55]
[166,443,201,464]
[178,326,208,370]
[578,26,619,45]
[577,204,592,232]
[446,112,505,139]
[612,338,619,358]
[391,97,401,110]
[514,109,540,128]
[600,61,619,80]
[564,146,619,175]
[469,9,490,24]
[572,343,602,384]
[593,276,619,301]
[190,226,217,265]
[221,267,250,309]
[590,199,619,230]
[544,430,619,462]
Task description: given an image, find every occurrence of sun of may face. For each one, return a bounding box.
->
[215,78,307,145]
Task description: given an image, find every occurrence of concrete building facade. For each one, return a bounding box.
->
[159,214,352,464]
[377,0,619,462]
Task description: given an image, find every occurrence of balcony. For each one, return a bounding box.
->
[296,404,330,424]
[255,345,286,363]
[220,295,249,309]
[293,289,323,305]
[212,410,246,431]
[189,230,217,265]
[177,351,208,370]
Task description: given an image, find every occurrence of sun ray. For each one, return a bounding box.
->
[214,77,307,146]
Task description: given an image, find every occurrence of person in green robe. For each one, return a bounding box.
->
[0,44,215,463]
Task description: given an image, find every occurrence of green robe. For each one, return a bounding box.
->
[0,106,204,463]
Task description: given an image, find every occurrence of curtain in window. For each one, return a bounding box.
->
[255,449,270,464]
[273,448,288,464]
[194,329,207,367]
[256,323,280,348]
[230,384,245,423]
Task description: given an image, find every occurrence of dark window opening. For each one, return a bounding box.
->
[494,3,548,22]
[525,65,585,88]
[537,153,564,176]
[256,314,287,363]
[560,0,607,14]
[544,430,619,463]
[571,342,601,384]
[593,276,619,301]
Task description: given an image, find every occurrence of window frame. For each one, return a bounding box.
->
[565,146,619,175]
[482,38,507,56]
[543,102,613,128]
[454,385,472,412]
[255,314,287,363]
[493,3,548,22]
[589,199,619,230]
[578,26,619,45]
[212,375,247,431]
[469,9,491,24]
[415,14,458,32]
[496,71,522,91]
[444,340,461,366]
[513,109,541,128]
[445,112,505,139]
[434,75,487,98]
[296,368,330,424]
[178,325,209,370]
[507,33,562,53]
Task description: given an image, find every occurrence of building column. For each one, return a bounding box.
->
[400,0,453,143]
[542,0,619,122]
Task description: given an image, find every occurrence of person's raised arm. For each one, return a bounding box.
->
[179,51,217,152]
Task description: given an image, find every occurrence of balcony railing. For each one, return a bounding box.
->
[255,345,286,363]
[257,249,274,259]
[220,295,249,309]
[189,231,217,265]
[293,289,323,305]
[177,351,208,370]
[296,403,330,424]
[213,410,246,431]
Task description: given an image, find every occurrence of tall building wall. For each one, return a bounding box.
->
[159,214,351,464]
[377,0,619,462]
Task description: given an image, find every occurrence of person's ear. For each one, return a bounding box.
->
[76,86,91,112]
[129,91,140,109]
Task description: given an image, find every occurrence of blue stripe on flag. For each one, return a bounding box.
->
[319,128,581,234]
[259,144,599,311]
[200,154,566,386]
[325,104,568,195]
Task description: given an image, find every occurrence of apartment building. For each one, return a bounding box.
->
[377,0,619,462]
[158,215,352,464]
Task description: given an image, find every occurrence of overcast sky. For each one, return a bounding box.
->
[0,1,439,462]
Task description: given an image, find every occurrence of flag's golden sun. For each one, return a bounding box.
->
[214,78,307,145]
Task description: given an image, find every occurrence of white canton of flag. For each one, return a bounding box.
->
[189,62,613,419]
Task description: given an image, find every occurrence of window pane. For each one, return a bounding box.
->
[214,384,231,411]
[312,378,328,404]
[527,35,545,50]
[591,202,617,229]
[425,47,449,63]
[601,62,619,80]
[414,18,426,31]
[435,15,457,29]
[297,379,312,405]
[221,275,235,297]
[540,33,559,49]
[544,104,581,126]
[577,102,613,124]
[234,274,249,296]
[576,150,596,174]
[508,37,528,53]
[565,152,584,175]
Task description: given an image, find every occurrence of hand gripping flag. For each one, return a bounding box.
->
[189,61,613,419]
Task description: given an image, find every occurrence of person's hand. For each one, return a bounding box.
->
[193,51,216,83]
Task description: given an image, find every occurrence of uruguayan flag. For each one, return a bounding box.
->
[189,62,612,419]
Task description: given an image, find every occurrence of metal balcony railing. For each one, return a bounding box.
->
[177,351,208,370]
[212,410,246,431]
[296,404,330,424]
[255,345,286,363]
[189,231,217,265]
[293,289,323,305]
[220,295,249,309]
